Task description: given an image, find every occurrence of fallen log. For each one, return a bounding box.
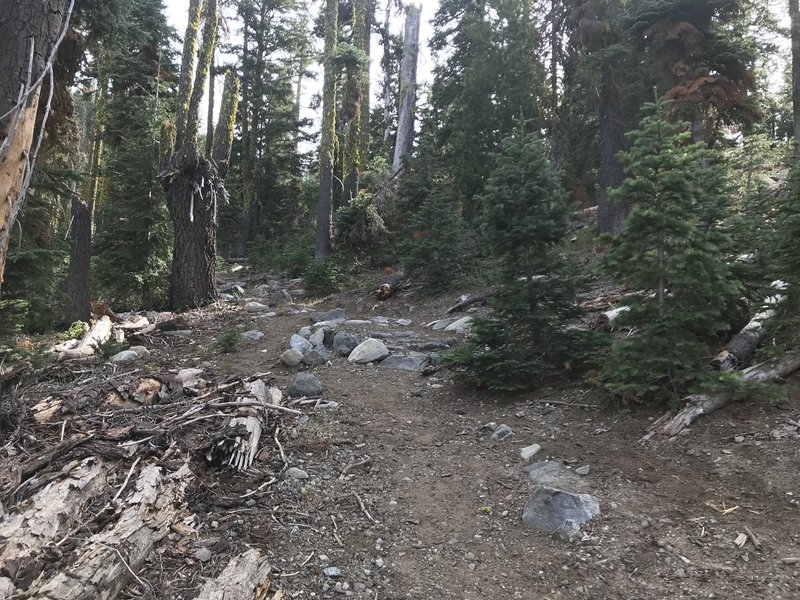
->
[446,291,491,314]
[55,316,113,362]
[594,305,630,330]
[0,459,106,590]
[193,548,271,600]
[711,281,787,371]
[30,463,192,600]
[645,353,800,439]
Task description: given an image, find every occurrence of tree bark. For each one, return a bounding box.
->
[360,0,376,166]
[314,0,339,260]
[55,315,112,361]
[343,0,370,203]
[194,550,271,600]
[392,3,421,174]
[791,0,800,157]
[381,0,394,155]
[0,0,71,289]
[597,70,628,235]
[67,194,92,322]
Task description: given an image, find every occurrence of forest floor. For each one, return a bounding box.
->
[2,271,800,600]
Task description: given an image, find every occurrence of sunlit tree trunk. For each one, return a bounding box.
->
[392,3,421,173]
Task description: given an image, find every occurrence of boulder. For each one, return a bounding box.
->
[380,354,431,373]
[270,289,294,306]
[129,346,150,358]
[524,460,586,490]
[298,326,312,339]
[244,302,268,313]
[522,486,600,540]
[303,347,330,366]
[110,350,139,364]
[491,424,514,442]
[309,328,326,346]
[240,331,265,344]
[313,308,347,323]
[287,372,323,398]
[348,339,390,364]
[290,334,312,353]
[333,332,359,356]
[444,316,473,333]
[281,348,304,368]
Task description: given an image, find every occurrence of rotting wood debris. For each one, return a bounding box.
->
[0,314,322,599]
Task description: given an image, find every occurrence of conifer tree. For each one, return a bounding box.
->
[598,98,738,402]
[444,126,589,391]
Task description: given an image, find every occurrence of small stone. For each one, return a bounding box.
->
[520,444,542,461]
[466,552,476,560]
[348,339,390,364]
[333,332,359,356]
[674,568,687,578]
[444,316,473,333]
[395,319,412,326]
[734,436,745,443]
[175,368,204,387]
[287,372,323,397]
[323,566,342,578]
[195,547,212,562]
[129,345,150,358]
[309,328,326,346]
[491,424,514,442]
[313,308,347,323]
[522,486,601,540]
[298,326,312,339]
[285,467,309,480]
[374,558,385,568]
[244,301,268,313]
[281,348,304,368]
[575,465,591,476]
[110,350,139,364]
[218,293,234,301]
[380,354,431,373]
[290,334,312,353]
[240,330,265,344]
[302,347,329,366]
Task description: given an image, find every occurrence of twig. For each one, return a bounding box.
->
[532,399,598,409]
[239,476,277,499]
[351,491,377,524]
[299,551,315,567]
[744,525,762,549]
[209,399,302,416]
[339,456,372,480]
[274,426,287,464]
[112,457,141,503]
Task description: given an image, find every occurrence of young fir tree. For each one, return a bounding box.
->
[444,127,590,391]
[598,98,738,402]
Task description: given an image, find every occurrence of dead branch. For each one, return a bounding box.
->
[194,549,271,600]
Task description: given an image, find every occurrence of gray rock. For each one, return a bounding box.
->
[520,444,542,461]
[313,308,347,323]
[289,288,306,298]
[575,465,591,476]
[244,301,268,313]
[270,289,294,306]
[298,326,312,339]
[395,318,413,326]
[110,350,139,364]
[288,372,323,397]
[430,318,459,331]
[444,316,473,333]
[254,284,271,297]
[522,486,600,540]
[285,467,309,480]
[380,354,431,373]
[240,330,265,344]
[491,424,514,442]
[344,319,371,326]
[219,282,245,295]
[218,293,235,301]
[281,348,304,368]
[348,338,390,364]
[129,345,150,358]
[523,460,585,490]
[323,566,342,578]
[290,334,312,353]
[195,547,213,562]
[409,340,453,352]
[303,347,330,366]
[309,328,326,346]
[333,332,359,356]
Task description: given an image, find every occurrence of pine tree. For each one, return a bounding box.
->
[598,98,738,402]
[444,126,591,391]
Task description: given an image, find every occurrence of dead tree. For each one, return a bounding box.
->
[392,3,421,174]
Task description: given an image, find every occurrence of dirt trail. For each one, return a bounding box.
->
[4,287,800,599]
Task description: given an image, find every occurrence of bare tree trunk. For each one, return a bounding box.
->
[381,0,393,155]
[343,0,369,203]
[392,3,421,174]
[0,0,71,289]
[67,194,91,322]
[792,0,800,157]
[360,0,376,166]
[597,70,628,235]
[205,55,215,156]
[314,0,339,260]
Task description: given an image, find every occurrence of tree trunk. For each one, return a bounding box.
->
[194,550,271,600]
[360,0,376,166]
[0,0,71,289]
[597,71,628,235]
[67,194,92,322]
[343,0,369,203]
[165,158,221,309]
[314,0,339,261]
[792,0,800,157]
[392,4,421,174]
[381,0,394,155]
[205,55,216,156]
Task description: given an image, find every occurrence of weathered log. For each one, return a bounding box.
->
[711,281,787,371]
[30,463,192,600]
[55,316,113,361]
[446,292,491,314]
[0,459,106,590]
[647,353,800,439]
[375,270,406,301]
[594,305,630,330]
[193,549,271,600]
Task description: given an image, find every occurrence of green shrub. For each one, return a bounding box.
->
[215,328,240,354]
[303,260,342,297]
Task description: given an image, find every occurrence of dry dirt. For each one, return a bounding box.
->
[4,279,800,600]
